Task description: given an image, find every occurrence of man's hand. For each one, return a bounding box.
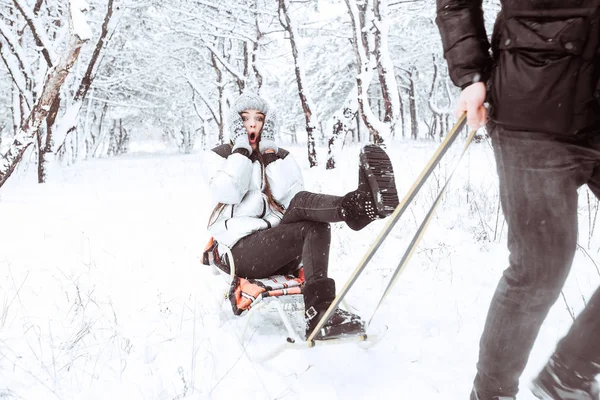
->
[455,82,487,131]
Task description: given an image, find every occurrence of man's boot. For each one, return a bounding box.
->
[531,355,600,400]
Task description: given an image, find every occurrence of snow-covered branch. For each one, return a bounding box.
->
[52,0,118,156]
[345,0,388,142]
[0,18,32,84]
[12,0,55,66]
[0,40,30,105]
[187,77,219,124]
[373,0,400,128]
[74,0,114,102]
[198,40,246,86]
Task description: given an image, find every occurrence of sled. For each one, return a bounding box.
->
[202,238,385,362]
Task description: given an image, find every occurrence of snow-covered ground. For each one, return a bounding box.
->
[1,138,599,399]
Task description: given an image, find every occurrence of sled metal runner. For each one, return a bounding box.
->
[245,325,388,363]
[307,113,471,345]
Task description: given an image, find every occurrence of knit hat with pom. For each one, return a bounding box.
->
[231,91,270,116]
[227,91,278,142]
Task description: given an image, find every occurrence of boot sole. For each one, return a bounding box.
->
[531,380,597,400]
[314,324,367,341]
[530,384,553,400]
[359,145,399,218]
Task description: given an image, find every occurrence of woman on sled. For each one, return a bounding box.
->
[203,91,399,340]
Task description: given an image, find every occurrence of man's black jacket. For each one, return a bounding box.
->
[436,0,600,134]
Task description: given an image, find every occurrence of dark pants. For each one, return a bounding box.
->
[475,123,600,397]
[230,191,344,282]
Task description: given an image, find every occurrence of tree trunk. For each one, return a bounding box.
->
[428,54,454,140]
[373,0,399,134]
[398,87,404,138]
[252,3,263,89]
[211,52,225,144]
[37,94,60,183]
[0,31,89,188]
[345,0,397,146]
[326,88,358,170]
[82,92,95,158]
[279,0,318,167]
[427,54,440,141]
[51,0,115,153]
[356,111,361,142]
[408,66,418,139]
[346,0,382,144]
[92,102,108,158]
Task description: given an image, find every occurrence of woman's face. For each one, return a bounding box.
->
[241,109,265,151]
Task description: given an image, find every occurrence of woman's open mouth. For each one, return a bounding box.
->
[249,133,257,143]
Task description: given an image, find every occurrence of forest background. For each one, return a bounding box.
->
[0,0,502,181]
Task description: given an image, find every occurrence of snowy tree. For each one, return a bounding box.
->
[0,0,92,188]
[325,0,400,169]
[157,0,276,147]
[278,0,319,167]
[0,0,504,175]
[52,0,116,160]
[0,0,117,181]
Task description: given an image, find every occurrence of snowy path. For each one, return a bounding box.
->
[1,143,598,399]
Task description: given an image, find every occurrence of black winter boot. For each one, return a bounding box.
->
[531,355,600,400]
[303,278,365,340]
[341,145,399,231]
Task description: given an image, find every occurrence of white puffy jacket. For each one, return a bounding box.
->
[203,144,304,249]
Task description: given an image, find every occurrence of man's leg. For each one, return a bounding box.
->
[530,284,600,400]
[553,287,600,376]
[474,127,591,398]
[533,162,600,392]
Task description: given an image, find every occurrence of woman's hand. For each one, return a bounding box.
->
[229,114,252,155]
[259,118,278,154]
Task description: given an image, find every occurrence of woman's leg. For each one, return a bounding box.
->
[281,145,399,231]
[281,191,344,225]
[232,211,365,339]
[231,220,331,282]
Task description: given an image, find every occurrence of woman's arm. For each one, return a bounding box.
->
[202,146,253,205]
[264,150,304,209]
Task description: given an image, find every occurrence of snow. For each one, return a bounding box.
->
[69,0,93,41]
[1,139,599,399]
[53,100,84,150]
